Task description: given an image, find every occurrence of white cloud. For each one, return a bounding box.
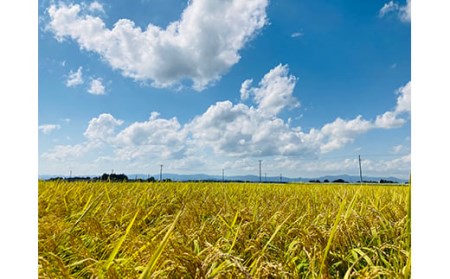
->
[39,124,61,134]
[374,80,411,128]
[240,64,299,116]
[395,81,411,113]
[83,113,124,142]
[399,0,411,22]
[41,66,411,178]
[240,79,253,100]
[361,154,411,177]
[375,111,406,128]
[65,66,83,87]
[46,0,269,91]
[186,65,305,157]
[114,112,188,160]
[41,142,95,161]
[379,1,399,18]
[88,78,106,95]
[187,100,309,157]
[315,116,374,153]
[379,0,411,22]
[291,32,303,38]
[393,144,404,154]
[88,1,104,13]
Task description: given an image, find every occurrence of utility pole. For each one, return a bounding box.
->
[69,170,72,179]
[160,164,163,182]
[258,160,262,183]
[358,155,363,184]
[280,174,282,183]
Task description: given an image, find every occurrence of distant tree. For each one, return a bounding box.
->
[324,179,329,183]
[147,176,156,182]
[332,179,348,183]
[100,173,128,182]
[362,180,378,184]
[309,179,321,183]
[379,179,396,184]
[101,173,109,181]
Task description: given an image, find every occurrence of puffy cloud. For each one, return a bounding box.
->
[186,65,305,157]
[240,64,299,116]
[374,80,411,128]
[114,112,188,160]
[316,116,374,153]
[395,81,411,113]
[379,0,411,23]
[39,124,61,134]
[291,32,303,38]
[240,79,253,100]
[88,1,104,13]
[88,78,106,95]
[375,111,406,128]
[187,100,307,157]
[46,0,269,90]
[42,66,410,179]
[83,113,124,142]
[65,66,83,87]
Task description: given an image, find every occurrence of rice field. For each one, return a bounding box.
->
[38,180,410,278]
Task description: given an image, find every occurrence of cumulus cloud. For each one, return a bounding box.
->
[39,124,61,134]
[374,81,411,129]
[88,1,104,13]
[186,65,305,157]
[375,111,405,128]
[187,100,310,157]
[379,0,411,22]
[42,66,411,178]
[65,66,83,87]
[83,113,124,142]
[395,81,411,113]
[114,112,188,160]
[46,0,269,90]
[314,116,374,153]
[240,79,253,100]
[88,78,106,95]
[240,64,299,116]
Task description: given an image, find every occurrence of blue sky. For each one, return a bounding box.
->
[38,0,411,178]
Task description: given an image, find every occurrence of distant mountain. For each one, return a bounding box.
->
[39,173,408,184]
